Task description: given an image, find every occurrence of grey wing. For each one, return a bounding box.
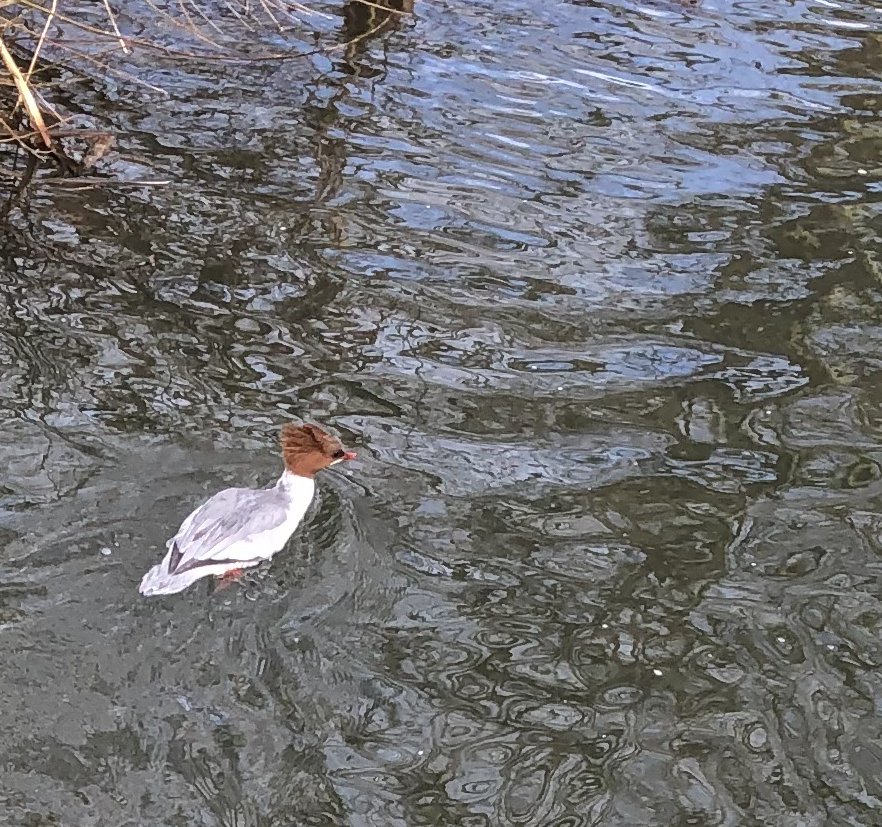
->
[168,487,289,573]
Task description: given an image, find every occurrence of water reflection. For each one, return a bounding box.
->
[2,0,882,824]
[340,0,415,78]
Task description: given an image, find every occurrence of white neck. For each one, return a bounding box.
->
[276,472,316,530]
[278,471,316,498]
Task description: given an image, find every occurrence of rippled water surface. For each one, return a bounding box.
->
[3,0,882,824]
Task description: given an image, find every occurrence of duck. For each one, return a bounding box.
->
[138,423,356,596]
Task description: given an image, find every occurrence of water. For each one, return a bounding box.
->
[2,0,882,824]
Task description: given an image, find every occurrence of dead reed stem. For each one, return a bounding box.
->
[0,34,52,148]
[100,0,130,54]
[24,0,57,81]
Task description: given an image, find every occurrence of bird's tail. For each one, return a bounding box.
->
[138,562,191,596]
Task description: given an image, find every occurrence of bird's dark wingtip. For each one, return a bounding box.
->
[167,541,183,574]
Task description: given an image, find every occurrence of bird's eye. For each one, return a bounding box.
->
[332,449,345,459]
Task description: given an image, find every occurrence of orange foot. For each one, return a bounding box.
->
[215,568,245,592]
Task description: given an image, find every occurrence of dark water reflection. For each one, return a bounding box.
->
[3,0,882,824]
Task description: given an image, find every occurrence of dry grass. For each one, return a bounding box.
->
[0,0,409,179]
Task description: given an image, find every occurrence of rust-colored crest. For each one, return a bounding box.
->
[280,423,346,477]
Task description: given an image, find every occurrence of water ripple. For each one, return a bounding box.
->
[2,0,882,823]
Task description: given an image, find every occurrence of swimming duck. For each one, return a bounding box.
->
[138,423,356,596]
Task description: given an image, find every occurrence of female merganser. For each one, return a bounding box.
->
[138,423,356,596]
